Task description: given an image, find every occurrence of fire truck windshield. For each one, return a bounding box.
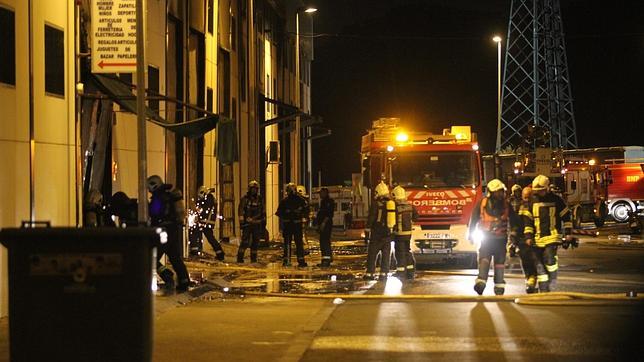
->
[391,151,479,188]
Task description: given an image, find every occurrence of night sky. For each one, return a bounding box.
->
[310,0,644,185]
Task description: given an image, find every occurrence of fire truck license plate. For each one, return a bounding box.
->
[425,233,450,239]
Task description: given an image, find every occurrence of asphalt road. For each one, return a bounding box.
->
[2,227,643,361]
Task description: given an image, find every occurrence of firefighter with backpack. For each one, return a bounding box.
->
[147,175,191,293]
[391,185,418,280]
[364,181,396,281]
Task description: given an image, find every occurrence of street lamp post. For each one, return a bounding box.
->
[493,35,502,152]
[295,7,317,187]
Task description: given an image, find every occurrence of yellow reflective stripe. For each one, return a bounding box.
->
[524,226,534,234]
[396,267,405,272]
[535,234,560,247]
[396,231,412,236]
[546,263,559,272]
[563,222,573,229]
[519,209,533,219]
[537,274,549,282]
[406,265,415,270]
[560,207,570,217]
[526,276,537,286]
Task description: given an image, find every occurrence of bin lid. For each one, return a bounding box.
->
[0,227,161,248]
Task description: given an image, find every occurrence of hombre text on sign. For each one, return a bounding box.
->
[91,0,137,73]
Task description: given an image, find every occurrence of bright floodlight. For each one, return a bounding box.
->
[386,145,394,152]
[304,7,318,13]
[395,132,409,142]
[493,35,502,43]
[589,159,596,166]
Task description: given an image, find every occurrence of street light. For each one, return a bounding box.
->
[295,6,317,187]
[493,35,502,152]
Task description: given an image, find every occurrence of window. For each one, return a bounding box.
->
[45,24,64,96]
[0,6,15,85]
[391,151,479,188]
[148,65,159,114]
[207,0,214,34]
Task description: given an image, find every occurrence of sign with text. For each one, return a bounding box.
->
[91,0,137,73]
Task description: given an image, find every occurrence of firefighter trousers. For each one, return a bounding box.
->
[238,224,262,262]
[157,225,190,286]
[394,235,415,275]
[319,223,333,263]
[366,235,391,276]
[202,228,224,257]
[476,237,507,288]
[534,244,559,291]
[283,222,306,265]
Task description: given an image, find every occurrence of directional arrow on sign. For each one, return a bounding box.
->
[98,60,137,68]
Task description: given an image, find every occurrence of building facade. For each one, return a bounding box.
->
[0,0,314,317]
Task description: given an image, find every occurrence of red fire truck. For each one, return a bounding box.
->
[360,118,483,266]
[605,161,644,222]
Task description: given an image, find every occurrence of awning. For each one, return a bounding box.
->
[92,74,218,139]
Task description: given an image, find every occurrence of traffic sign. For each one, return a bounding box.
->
[91,0,137,73]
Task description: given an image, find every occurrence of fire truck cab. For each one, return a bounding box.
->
[360,118,483,266]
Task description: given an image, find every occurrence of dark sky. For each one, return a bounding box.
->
[310,0,644,185]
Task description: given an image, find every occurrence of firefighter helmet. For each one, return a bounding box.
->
[198,186,209,198]
[296,185,307,196]
[286,182,297,195]
[374,181,390,198]
[248,180,259,189]
[146,175,163,193]
[532,175,550,191]
[486,179,506,194]
[511,184,522,194]
[392,185,407,201]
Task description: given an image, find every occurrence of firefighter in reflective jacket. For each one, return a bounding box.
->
[237,180,266,263]
[193,186,225,261]
[514,185,540,293]
[391,185,418,280]
[364,181,396,281]
[520,175,573,292]
[468,179,519,295]
[276,183,309,267]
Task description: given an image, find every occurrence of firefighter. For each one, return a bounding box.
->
[468,179,519,295]
[364,181,395,281]
[108,191,138,228]
[276,183,309,267]
[193,186,225,261]
[391,185,418,280]
[514,185,540,293]
[237,180,266,263]
[509,184,523,213]
[520,175,573,292]
[315,187,335,268]
[147,175,191,292]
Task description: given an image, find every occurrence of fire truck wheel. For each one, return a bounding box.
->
[611,202,632,223]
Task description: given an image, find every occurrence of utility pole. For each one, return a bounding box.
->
[136,0,148,224]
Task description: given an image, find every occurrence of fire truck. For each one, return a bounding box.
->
[360,118,483,266]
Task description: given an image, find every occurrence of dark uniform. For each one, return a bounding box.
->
[237,192,266,263]
[276,193,309,267]
[393,199,418,279]
[316,193,335,267]
[193,192,225,260]
[469,196,519,295]
[149,184,190,292]
[510,191,539,293]
[520,192,572,292]
[365,197,394,280]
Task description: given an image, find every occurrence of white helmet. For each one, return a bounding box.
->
[487,179,506,194]
[511,184,522,193]
[532,174,550,191]
[374,181,390,198]
[392,185,407,201]
[146,175,163,193]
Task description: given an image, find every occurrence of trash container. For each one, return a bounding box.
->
[0,226,160,362]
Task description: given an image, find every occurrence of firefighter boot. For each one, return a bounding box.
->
[297,258,308,268]
[215,250,225,261]
[538,280,550,293]
[317,259,331,268]
[158,267,175,290]
[474,279,486,295]
[405,265,415,280]
[236,252,245,263]
[250,250,258,263]
[525,276,538,294]
[494,282,506,296]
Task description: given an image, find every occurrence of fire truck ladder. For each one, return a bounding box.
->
[499,0,578,152]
